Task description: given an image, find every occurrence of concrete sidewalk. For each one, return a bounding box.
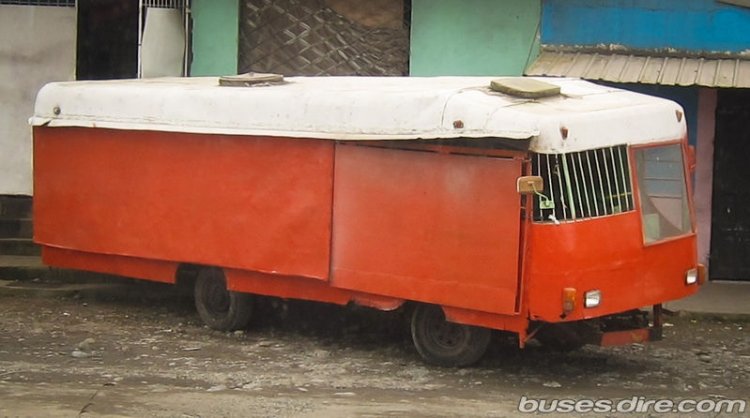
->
[665,280,750,315]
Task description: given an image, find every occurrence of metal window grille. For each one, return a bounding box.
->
[532,145,634,223]
[0,0,74,5]
[142,0,185,8]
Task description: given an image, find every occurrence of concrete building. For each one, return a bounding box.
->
[0,1,76,196]
[0,0,189,197]
[0,0,189,263]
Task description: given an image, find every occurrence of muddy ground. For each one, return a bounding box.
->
[0,278,747,417]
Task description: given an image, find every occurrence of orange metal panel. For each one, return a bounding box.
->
[443,306,528,334]
[42,246,178,284]
[226,269,352,305]
[34,127,334,280]
[331,144,523,315]
[226,268,405,310]
[600,328,652,346]
[524,212,698,322]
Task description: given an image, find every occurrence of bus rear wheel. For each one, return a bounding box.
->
[194,267,253,331]
[410,304,491,367]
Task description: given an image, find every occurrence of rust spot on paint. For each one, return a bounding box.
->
[560,126,569,140]
[453,120,464,129]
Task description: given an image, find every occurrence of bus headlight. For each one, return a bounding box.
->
[686,268,698,285]
[584,290,601,308]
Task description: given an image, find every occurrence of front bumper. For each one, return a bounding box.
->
[532,304,665,348]
[595,304,664,346]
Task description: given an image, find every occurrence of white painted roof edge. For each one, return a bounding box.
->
[28,118,536,141]
[529,101,687,154]
[30,76,539,141]
[30,76,686,153]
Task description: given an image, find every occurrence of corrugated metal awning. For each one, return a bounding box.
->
[526,49,750,88]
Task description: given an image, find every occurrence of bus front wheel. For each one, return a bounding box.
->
[410,304,491,367]
[194,267,253,331]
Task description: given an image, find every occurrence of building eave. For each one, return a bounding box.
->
[526,45,750,88]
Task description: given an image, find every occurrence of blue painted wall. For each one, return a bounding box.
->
[543,0,750,54]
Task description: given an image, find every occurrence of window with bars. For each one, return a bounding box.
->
[531,145,634,223]
[142,0,186,8]
[0,0,74,5]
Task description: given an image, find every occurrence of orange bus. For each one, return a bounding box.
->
[31,76,703,366]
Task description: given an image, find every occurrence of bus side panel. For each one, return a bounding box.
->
[331,144,523,315]
[34,127,334,280]
[43,246,178,284]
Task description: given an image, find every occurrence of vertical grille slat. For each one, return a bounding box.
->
[532,145,632,223]
[617,146,633,211]
[560,155,577,220]
[609,147,623,213]
[593,150,609,215]
[544,154,556,221]
[554,155,568,220]
[569,154,585,219]
[602,148,616,214]
[578,154,599,216]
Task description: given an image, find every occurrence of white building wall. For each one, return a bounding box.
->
[0,5,76,195]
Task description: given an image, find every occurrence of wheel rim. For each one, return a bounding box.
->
[424,309,470,353]
[202,273,230,317]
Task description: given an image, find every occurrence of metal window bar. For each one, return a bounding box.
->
[578,153,593,217]
[609,148,623,213]
[544,154,556,220]
[560,154,577,220]
[617,146,632,210]
[568,154,585,218]
[601,148,615,214]
[593,149,609,214]
[532,145,632,222]
[554,155,568,220]
[585,153,600,216]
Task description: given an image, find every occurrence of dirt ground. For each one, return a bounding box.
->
[0,278,747,417]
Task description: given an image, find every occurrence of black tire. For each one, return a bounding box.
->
[194,267,253,331]
[410,304,491,367]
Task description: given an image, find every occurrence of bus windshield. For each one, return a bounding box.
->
[635,144,692,243]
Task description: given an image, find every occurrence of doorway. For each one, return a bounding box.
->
[710,88,750,281]
[76,0,139,80]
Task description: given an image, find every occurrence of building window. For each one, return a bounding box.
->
[0,0,75,5]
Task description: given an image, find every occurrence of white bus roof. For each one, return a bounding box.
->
[31,76,685,153]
